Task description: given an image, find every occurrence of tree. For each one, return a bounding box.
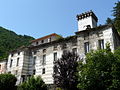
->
[109,47,120,89]
[113,1,120,32]
[0,27,34,60]
[53,51,79,90]
[77,47,120,90]
[18,76,47,90]
[106,1,120,32]
[106,17,113,25]
[0,73,17,90]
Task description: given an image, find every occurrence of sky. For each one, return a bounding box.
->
[0,0,119,39]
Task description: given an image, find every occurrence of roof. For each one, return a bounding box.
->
[76,10,98,22]
[9,45,28,53]
[31,33,61,43]
[29,35,77,49]
[75,24,112,34]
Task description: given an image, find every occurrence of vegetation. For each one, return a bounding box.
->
[0,74,17,90]
[77,45,120,90]
[106,1,120,33]
[18,76,47,90]
[0,27,34,60]
[53,51,79,90]
[113,1,120,32]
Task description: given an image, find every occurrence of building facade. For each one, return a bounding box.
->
[0,60,7,74]
[6,11,120,85]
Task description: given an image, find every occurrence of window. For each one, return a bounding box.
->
[72,42,77,46]
[16,58,19,66]
[97,31,103,37]
[33,56,36,65]
[42,55,46,65]
[72,48,77,53]
[0,65,1,70]
[11,54,14,57]
[84,42,89,54]
[84,33,89,40]
[41,40,44,43]
[8,71,11,74]
[36,42,38,45]
[48,37,51,42]
[42,68,45,74]
[98,39,104,49]
[18,52,20,55]
[43,49,46,53]
[21,75,25,82]
[63,50,67,54]
[33,69,36,75]
[10,59,13,67]
[86,25,91,29]
[62,44,67,49]
[33,51,37,55]
[54,52,57,61]
[15,70,18,75]
[53,45,57,50]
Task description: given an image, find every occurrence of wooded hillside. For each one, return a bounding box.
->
[0,27,34,60]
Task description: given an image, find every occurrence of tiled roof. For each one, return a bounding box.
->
[31,33,60,43]
[29,35,77,49]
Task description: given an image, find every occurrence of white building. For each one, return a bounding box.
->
[7,11,120,86]
[0,60,7,74]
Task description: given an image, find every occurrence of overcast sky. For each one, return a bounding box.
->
[0,0,119,38]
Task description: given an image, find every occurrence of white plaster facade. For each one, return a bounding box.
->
[6,11,120,86]
[0,60,7,74]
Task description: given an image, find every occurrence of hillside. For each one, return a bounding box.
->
[0,27,34,60]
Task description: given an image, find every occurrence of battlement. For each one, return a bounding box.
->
[77,10,98,31]
[76,10,98,22]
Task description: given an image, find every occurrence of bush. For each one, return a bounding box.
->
[18,76,47,90]
[0,73,17,90]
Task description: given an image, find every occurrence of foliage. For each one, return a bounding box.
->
[53,51,79,90]
[0,27,34,60]
[106,17,113,25]
[18,76,47,90]
[77,46,120,90]
[109,47,120,90]
[113,1,120,32]
[0,73,17,90]
[106,1,120,32]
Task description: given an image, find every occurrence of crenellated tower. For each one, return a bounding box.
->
[76,10,98,31]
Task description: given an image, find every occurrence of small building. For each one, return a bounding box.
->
[0,59,7,74]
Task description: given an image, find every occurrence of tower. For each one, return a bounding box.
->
[76,10,98,31]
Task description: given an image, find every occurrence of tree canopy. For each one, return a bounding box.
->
[53,51,79,90]
[77,47,120,90]
[0,27,34,60]
[18,76,47,90]
[106,1,120,33]
[113,1,120,32]
[0,73,17,90]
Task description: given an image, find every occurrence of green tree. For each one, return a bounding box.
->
[0,73,17,90]
[18,76,47,90]
[0,27,34,60]
[106,17,113,25]
[109,47,120,89]
[53,51,79,90]
[77,47,120,90]
[106,1,120,33]
[113,1,120,32]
